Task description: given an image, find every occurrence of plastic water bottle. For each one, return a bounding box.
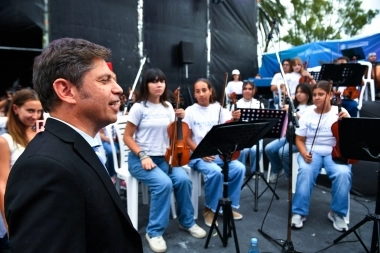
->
[248,238,260,253]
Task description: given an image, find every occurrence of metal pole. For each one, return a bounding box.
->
[43,0,49,48]
[137,0,144,66]
[206,0,211,79]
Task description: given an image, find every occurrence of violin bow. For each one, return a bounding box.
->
[124,55,148,112]
[219,72,229,109]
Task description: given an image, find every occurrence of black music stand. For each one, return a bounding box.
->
[191,121,273,253]
[319,63,367,89]
[239,108,287,211]
[334,118,380,253]
[341,47,365,61]
[310,71,321,81]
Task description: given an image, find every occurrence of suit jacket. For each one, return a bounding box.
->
[5,118,143,253]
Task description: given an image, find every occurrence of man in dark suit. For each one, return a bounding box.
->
[5,38,143,252]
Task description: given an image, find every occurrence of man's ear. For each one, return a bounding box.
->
[52,79,77,105]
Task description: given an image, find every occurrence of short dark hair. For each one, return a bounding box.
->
[137,68,169,107]
[336,56,350,63]
[33,38,111,112]
[282,58,292,65]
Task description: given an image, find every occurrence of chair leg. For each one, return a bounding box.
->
[190,170,200,220]
[141,183,149,205]
[292,153,298,194]
[171,192,177,219]
[344,194,350,224]
[115,177,121,195]
[267,164,272,183]
[127,176,139,229]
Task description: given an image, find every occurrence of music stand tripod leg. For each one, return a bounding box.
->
[204,153,240,253]
[243,142,280,212]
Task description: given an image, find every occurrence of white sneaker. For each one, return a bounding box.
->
[269,169,285,183]
[291,214,306,228]
[145,233,167,253]
[179,224,207,238]
[328,212,348,232]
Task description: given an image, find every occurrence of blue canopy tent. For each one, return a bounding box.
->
[259,33,380,78]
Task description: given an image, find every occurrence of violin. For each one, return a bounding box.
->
[165,87,191,173]
[342,86,360,100]
[299,56,312,84]
[230,92,237,111]
[331,91,358,164]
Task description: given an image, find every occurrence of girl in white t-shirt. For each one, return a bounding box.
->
[183,78,245,227]
[292,80,351,232]
[123,68,205,252]
[0,89,43,240]
[282,58,316,98]
[225,69,244,107]
[236,81,263,173]
[265,83,314,183]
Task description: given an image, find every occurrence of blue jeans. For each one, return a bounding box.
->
[342,99,358,117]
[265,137,298,177]
[292,153,352,217]
[128,153,194,237]
[188,155,245,212]
[102,141,119,177]
[238,145,262,173]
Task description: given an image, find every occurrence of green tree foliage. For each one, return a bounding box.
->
[257,0,287,49]
[282,0,379,46]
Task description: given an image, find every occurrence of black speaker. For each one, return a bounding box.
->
[179,41,194,64]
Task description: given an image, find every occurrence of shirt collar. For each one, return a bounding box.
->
[49,117,100,147]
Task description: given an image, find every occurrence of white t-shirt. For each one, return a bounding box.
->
[295,105,349,156]
[270,72,284,94]
[236,98,262,109]
[1,133,25,168]
[225,81,244,95]
[284,72,301,96]
[183,103,231,146]
[296,104,315,116]
[128,101,174,156]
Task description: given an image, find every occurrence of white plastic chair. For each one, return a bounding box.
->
[359,61,375,102]
[182,165,202,219]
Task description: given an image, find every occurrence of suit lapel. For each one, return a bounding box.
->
[44,119,134,224]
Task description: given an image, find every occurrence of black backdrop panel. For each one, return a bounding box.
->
[144,0,207,106]
[50,0,138,90]
[0,0,43,92]
[210,1,258,100]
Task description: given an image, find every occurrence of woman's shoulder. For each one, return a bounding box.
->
[1,133,12,142]
[0,133,13,149]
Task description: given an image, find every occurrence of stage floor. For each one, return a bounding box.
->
[131,173,377,253]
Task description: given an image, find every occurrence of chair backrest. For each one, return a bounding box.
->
[105,124,119,173]
[113,115,130,167]
[359,61,372,80]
